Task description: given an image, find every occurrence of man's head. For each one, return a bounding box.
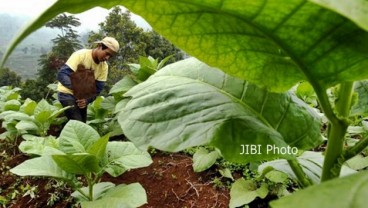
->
[93,37,120,63]
[96,37,120,53]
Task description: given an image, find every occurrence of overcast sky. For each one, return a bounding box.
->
[0,0,151,32]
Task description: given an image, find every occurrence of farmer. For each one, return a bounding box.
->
[56,36,119,122]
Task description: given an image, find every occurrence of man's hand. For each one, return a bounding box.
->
[76,99,87,109]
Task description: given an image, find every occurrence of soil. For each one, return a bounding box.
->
[0,132,231,208]
[103,152,230,208]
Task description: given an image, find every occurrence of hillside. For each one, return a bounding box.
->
[0,14,57,79]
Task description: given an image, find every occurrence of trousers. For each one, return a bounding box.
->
[59,99,87,123]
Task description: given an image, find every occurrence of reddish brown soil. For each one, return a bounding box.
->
[103,152,229,208]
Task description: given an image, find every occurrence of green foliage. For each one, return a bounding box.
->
[46,14,83,57]
[109,76,137,101]
[0,98,69,137]
[128,55,173,82]
[87,96,123,136]
[18,135,60,156]
[0,87,23,140]
[10,120,152,208]
[0,86,22,112]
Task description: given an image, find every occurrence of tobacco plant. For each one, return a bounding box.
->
[0,99,69,137]
[2,0,368,207]
[10,120,152,208]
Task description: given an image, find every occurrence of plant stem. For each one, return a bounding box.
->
[321,82,353,182]
[342,136,368,161]
[287,159,313,188]
[335,82,354,117]
[313,83,340,126]
[86,173,94,201]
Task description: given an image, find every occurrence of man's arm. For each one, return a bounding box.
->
[57,64,74,89]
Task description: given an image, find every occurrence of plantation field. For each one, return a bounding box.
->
[0,128,232,208]
[2,0,368,207]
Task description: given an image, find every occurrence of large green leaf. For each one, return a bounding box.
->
[80,183,147,208]
[120,58,322,163]
[10,156,73,180]
[0,111,32,122]
[270,171,368,208]
[58,120,100,154]
[3,0,368,92]
[34,99,57,117]
[87,134,110,160]
[35,111,53,124]
[104,142,152,177]
[100,96,117,112]
[52,154,100,174]
[15,120,39,132]
[109,76,138,95]
[19,135,60,156]
[4,100,21,111]
[19,98,37,116]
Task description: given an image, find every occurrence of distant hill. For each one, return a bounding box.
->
[0,13,57,79]
[0,14,58,50]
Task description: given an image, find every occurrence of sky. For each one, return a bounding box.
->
[0,0,151,32]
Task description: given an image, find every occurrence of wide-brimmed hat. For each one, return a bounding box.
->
[95,37,120,53]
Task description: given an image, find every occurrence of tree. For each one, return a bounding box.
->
[0,67,21,87]
[46,14,83,58]
[143,31,184,64]
[87,7,184,93]
[22,47,28,54]
[21,14,82,101]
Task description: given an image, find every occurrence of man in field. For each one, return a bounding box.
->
[56,37,119,122]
